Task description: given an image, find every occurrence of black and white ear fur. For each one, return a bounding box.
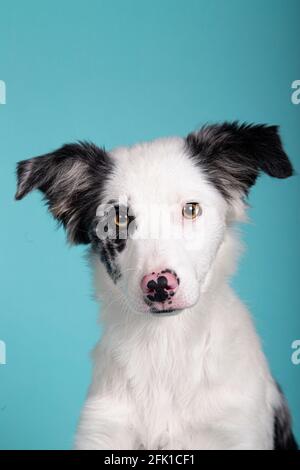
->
[15,142,113,244]
[186,122,294,200]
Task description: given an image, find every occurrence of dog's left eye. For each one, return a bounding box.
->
[182,202,202,219]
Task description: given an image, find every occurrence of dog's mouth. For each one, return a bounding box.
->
[142,291,198,316]
[149,307,183,316]
[143,290,198,316]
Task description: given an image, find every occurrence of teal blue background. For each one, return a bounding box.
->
[0,0,299,450]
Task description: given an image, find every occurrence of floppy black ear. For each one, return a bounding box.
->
[186,122,294,199]
[15,142,113,244]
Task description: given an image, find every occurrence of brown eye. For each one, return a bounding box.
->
[114,212,129,228]
[182,202,202,220]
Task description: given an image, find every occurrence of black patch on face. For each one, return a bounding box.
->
[186,122,294,199]
[273,384,298,450]
[92,237,122,284]
[15,141,114,244]
[89,204,136,283]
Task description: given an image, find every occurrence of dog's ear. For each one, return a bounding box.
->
[186,122,294,199]
[15,142,113,244]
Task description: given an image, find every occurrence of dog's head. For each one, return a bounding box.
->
[15,122,293,316]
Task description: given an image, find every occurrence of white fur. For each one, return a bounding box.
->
[75,137,281,450]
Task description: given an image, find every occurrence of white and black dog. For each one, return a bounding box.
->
[16,122,298,450]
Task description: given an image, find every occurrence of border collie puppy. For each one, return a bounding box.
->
[15,122,298,450]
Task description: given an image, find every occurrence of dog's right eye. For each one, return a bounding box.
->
[114,212,129,228]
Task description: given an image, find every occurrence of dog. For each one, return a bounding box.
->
[15,122,298,450]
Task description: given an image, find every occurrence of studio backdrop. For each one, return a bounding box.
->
[0,0,299,450]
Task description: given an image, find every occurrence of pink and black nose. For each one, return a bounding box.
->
[141,270,179,305]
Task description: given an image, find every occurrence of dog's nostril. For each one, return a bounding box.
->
[147,280,157,291]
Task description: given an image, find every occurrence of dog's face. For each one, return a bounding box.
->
[15,122,293,316]
[93,137,229,314]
